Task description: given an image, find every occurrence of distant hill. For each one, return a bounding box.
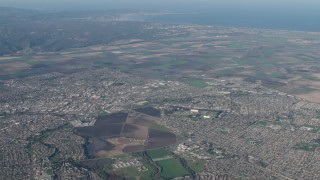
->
[0,7,157,55]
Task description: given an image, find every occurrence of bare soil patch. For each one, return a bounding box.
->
[296,92,320,103]
[76,110,177,157]
[121,124,148,140]
[0,62,30,73]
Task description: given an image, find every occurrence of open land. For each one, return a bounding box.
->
[76,110,177,157]
[2,24,320,103]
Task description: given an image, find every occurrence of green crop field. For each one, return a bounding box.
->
[116,167,139,177]
[157,158,189,179]
[146,148,171,159]
[187,159,206,173]
[150,124,171,132]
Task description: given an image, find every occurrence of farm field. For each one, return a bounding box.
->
[2,25,320,103]
[146,148,172,159]
[187,159,206,173]
[156,158,189,179]
[75,110,177,157]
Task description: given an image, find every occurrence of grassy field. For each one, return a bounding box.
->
[302,125,320,133]
[139,163,157,180]
[116,167,139,178]
[256,121,268,126]
[46,169,53,175]
[146,148,171,159]
[157,158,189,179]
[187,159,206,173]
[256,121,282,127]
[112,153,131,159]
[115,161,156,180]
[294,142,319,152]
[150,124,171,132]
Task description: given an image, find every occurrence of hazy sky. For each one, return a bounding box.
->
[1,0,320,12]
